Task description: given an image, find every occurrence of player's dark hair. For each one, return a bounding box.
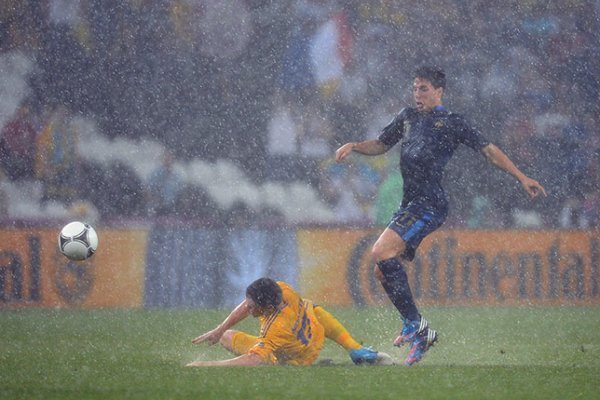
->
[246,277,282,309]
[414,66,446,89]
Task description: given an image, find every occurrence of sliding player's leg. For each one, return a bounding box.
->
[313,305,393,365]
[221,330,258,355]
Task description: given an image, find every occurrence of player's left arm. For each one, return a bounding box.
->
[186,352,264,367]
[192,299,251,345]
[481,143,547,199]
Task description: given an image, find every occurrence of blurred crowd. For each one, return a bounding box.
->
[0,0,599,229]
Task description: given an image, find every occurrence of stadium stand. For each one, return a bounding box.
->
[1,1,598,228]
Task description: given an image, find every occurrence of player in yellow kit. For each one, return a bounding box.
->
[186,277,392,366]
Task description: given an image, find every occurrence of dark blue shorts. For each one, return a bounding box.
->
[387,202,447,261]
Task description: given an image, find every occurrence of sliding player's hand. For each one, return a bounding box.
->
[192,327,223,345]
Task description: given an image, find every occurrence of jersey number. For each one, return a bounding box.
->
[296,311,313,345]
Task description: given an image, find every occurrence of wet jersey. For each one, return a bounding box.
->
[247,282,325,365]
[378,106,490,212]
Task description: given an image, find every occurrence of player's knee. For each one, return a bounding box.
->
[220,330,236,350]
[374,264,385,282]
[370,242,385,262]
[371,241,404,263]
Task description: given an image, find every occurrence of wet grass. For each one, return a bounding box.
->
[1,306,599,399]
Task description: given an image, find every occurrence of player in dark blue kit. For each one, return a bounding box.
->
[335,66,546,366]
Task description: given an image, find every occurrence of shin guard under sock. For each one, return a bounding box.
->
[377,258,420,321]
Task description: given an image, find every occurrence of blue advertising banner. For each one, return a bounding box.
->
[143,226,298,308]
[144,226,222,308]
[223,228,298,307]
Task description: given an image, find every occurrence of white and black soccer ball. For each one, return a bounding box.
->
[58,221,99,261]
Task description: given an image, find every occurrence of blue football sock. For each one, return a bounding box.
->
[377,258,420,321]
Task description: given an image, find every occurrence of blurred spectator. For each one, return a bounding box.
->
[257,206,287,228]
[144,149,183,216]
[531,104,583,226]
[559,197,587,229]
[511,208,544,229]
[279,16,317,104]
[75,159,110,221]
[47,0,83,31]
[496,99,539,227]
[34,105,81,204]
[466,195,495,229]
[309,8,352,99]
[0,102,37,180]
[224,201,255,229]
[297,97,336,184]
[0,167,7,217]
[583,192,600,229]
[0,1,598,229]
[175,184,219,223]
[373,156,403,227]
[500,99,537,165]
[328,53,368,146]
[352,24,396,103]
[0,1,43,52]
[355,0,406,28]
[479,60,518,127]
[264,91,302,181]
[38,2,89,108]
[362,98,398,140]
[554,114,591,226]
[67,199,100,226]
[582,152,600,229]
[317,158,379,225]
[103,161,145,217]
[317,162,362,224]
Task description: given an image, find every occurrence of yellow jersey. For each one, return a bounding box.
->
[247,282,325,365]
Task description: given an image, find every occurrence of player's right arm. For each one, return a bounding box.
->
[336,109,407,162]
[335,139,390,162]
[192,299,251,345]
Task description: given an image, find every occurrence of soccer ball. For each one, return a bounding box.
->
[58,221,99,261]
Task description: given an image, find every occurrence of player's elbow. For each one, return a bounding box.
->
[376,141,391,155]
[481,143,501,164]
[481,143,495,157]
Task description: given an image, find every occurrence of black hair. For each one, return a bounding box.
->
[414,66,446,89]
[246,277,283,309]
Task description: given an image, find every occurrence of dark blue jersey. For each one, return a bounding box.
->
[378,106,490,212]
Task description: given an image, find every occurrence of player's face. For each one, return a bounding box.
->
[413,78,443,111]
[246,298,275,317]
[246,298,264,317]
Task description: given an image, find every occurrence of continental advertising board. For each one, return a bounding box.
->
[2,227,599,308]
[298,229,600,306]
[0,228,146,308]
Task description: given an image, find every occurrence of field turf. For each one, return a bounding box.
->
[1,306,599,399]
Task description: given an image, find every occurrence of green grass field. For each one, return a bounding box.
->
[1,306,599,400]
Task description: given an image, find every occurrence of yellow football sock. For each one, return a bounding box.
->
[313,306,362,351]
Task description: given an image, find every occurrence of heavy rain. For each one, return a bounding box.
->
[1,1,599,399]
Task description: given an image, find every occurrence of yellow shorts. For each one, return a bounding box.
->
[231,331,259,355]
[231,331,279,364]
